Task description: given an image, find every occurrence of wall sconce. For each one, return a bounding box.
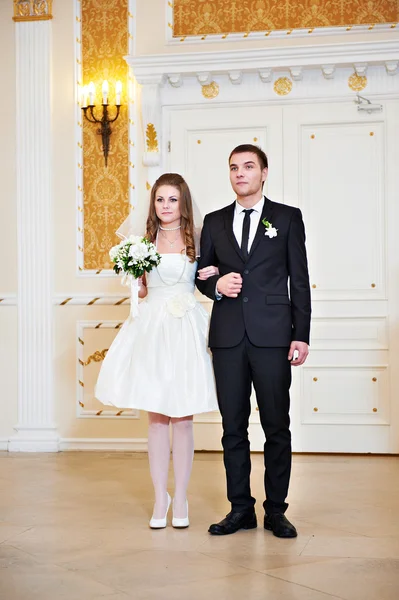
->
[81,80,122,167]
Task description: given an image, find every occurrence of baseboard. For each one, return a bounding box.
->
[0,437,148,452]
[59,438,148,451]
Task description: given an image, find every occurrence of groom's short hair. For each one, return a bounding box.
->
[229,144,268,170]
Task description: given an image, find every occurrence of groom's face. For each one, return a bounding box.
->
[229,152,268,198]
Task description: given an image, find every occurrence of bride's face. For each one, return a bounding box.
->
[154,185,181,227]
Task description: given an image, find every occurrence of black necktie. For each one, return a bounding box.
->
[241,209,254,260]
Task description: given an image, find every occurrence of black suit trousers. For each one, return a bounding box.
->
[212,336,292,514]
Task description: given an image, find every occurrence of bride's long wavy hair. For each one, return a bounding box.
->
[146,173,196,263]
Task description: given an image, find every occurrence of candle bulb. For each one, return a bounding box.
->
[81,85,88,108]
[102,80,109,105]
[115,80,122,106]
[88,82,95,106]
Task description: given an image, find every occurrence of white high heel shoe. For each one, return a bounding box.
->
[149,492,171,529]
[172,499,189,529]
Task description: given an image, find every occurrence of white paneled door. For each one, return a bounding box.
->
[166,101,399,453]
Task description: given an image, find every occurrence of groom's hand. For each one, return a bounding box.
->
[216,273,242,298]
[288,341,309,366]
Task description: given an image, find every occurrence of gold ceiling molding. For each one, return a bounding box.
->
[173,0,399,36]
[202,81,220,98]
[81,0,129,271]
[13,0,53,21]
[274,77,293,96]
[348,73,368,91]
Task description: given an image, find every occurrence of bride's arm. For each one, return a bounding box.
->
[197,266,219,280]
[138,274,148,298]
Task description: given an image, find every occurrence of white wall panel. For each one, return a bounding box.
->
[169,106,283,216]
[302,366,389,425]
[301,121,385,300]
[311,317,388,350]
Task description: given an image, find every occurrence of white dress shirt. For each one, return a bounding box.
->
[215,196,264,299]
[233,196,264,251]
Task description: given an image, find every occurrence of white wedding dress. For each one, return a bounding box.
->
[95,253,219,417]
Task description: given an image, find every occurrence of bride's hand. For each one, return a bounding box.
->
[197,265,219,280]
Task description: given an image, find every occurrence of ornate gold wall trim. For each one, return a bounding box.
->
[173,0,399,37]
[13,0,53,21]
[146,123,159,153]
[77,321,138,419]
[78,0,130,272]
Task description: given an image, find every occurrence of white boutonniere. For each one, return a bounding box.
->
[262,218,278,238]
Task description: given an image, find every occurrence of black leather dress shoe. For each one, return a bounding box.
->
[208,510,257,535]
[264,513,297,538]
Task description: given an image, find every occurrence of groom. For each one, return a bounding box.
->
[196,144,311,537]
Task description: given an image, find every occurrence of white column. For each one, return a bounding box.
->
[9,19,59,452]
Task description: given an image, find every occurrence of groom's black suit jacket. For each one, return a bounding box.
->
[196,197,311,348]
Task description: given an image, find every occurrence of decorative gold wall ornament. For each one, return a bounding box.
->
[13,0,53,21]
[273,77,293,96]
[202,81,220,99]
[83,349,108,366]
[114,297,129,305]
[146,123,159,152]
[173,0,399,36]
[348,73,368,91]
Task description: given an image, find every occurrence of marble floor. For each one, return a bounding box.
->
[0,452,398,600]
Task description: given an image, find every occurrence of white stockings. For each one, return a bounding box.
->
[172,416,194,518]
[147,412,193,519]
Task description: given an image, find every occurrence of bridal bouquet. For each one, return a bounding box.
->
[109,236,161,317]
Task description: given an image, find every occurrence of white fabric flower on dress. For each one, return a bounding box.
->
[167,293,196,318]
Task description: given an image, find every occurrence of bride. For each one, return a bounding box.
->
[95,173,219,530]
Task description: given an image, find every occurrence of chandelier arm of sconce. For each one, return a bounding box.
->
[82,105,101,124]
[107,105,121,124]
[81,104,122,167]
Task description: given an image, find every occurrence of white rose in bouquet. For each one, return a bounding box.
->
[109,236,161,317]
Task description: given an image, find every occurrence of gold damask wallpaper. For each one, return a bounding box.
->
[82,0,129,270]
[173,0,399,35]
